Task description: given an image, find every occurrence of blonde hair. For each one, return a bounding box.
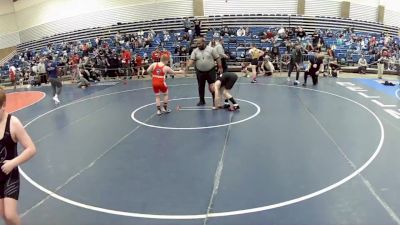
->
[160,55,169,63]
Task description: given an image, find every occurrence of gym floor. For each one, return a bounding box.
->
[5,74,400,225]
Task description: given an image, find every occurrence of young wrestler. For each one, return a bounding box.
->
[0,87,36,225]
[213,72,240,111]
[248,44,264,83]
[147,55,182,115]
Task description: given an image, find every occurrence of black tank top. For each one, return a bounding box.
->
[0,115,18,181]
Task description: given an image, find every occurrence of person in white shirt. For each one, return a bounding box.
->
[37,58,47,85]
[358,55,368,74]
[237,27,246,37]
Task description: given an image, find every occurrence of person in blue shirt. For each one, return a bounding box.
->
[46,56,62,104]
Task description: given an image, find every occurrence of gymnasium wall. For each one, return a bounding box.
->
[0,0,193,48]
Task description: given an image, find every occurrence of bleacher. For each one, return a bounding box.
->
[198,14,398,36]
[1,14,398,80]
[16,17,195,54]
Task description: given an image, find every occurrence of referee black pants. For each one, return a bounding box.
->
[196,68,216,104]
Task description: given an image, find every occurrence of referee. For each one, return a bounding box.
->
[215,38,229,73]
[186,38,223,106]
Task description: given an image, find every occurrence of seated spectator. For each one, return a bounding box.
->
[358,55,368,74]
[312,32,324,51]
[261,29,274,43]
[326,29,334,38]
[327,47,335,60]
[260,55,274,76]
[221,26,229,36]
[183,17,192,32]
[296,26,306,41]
[115,31,122,43]
[77,72,90,89]
[137,29,144,37]
[245,27,250,37]
[213,30,220,38]
[237,27,246,37]
[337,34,345,46]
[389,55,397,71]
[277,26,286,39]
[328,59,341,77]
[163,31,171,42]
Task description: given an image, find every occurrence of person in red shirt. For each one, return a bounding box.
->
[69,53,80,81]
[147,55,181,115]
[151,48,161,62]
[135,54,145,78]
[121,49,132,78]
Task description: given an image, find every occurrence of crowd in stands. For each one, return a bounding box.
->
[1,17,400,87]
[204,24,400,77]
[0,19,201,87]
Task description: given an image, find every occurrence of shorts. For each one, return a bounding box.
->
[0,168,20,200]
[152,79,168,94]
[224,74,238,90]
[251,58,258,66]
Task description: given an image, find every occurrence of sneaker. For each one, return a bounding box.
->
[229,104,240,111]
[163,108,172,113]
[251,79,257,83]
[157,110,162,115]
[53,96,60,104]
[302,83,306,86]
[294,80,299,85]
[196,101,206,106]
[287,77,291,82]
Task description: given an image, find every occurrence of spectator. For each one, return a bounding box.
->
[193,19,202,37]
[327,47,335,60]
[296,26,306,41]
[377,49,389,79]
[237,27,246,37]
[151,48,161,63]
[183,17,192,32]
[260,55,274,76]
[303,53,324,86]
[77,69,90,89]
[288,44,303,85]
[358,55,368,74]
[121,48,132,77]
[221,26,229,36]
[37,58,47,85]
[214,38,229,73]
[134,54,145,78]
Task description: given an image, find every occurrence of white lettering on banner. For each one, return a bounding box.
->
[337,82,400,120]
[358,92,380,99]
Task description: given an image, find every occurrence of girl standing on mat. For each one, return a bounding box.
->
[0,87,36,225]
[213,72,240,110]
[147,55,182,115]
